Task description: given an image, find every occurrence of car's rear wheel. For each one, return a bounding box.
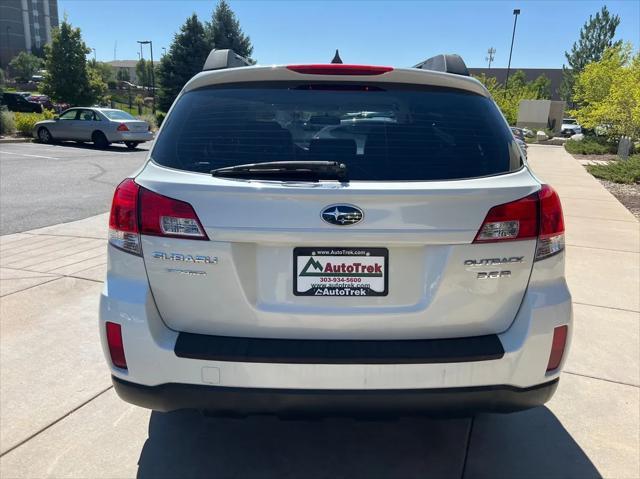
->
[92,131,109,149]
[37,127,53,144]
[124,141,139,150]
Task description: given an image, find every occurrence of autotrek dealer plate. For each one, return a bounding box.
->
[293,247,389,296]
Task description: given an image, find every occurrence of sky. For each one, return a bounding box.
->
[58,0,639,68]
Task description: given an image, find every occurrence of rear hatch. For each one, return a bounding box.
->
[134,76,539,340]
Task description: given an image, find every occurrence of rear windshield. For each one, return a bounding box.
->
[152,83,521,181]
[102,110,135,120]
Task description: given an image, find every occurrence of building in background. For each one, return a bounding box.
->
[107,60,160,86]
[0,0,59,68]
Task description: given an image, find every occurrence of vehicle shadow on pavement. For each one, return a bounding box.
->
[135,406,600,479]
[38,141,149,153]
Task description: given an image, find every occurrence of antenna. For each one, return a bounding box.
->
[331,49,343,64]
[485,47,496,69]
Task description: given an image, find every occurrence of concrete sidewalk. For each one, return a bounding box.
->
[0,144,638,478]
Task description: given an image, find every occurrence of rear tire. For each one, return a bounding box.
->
[92,131,109,149]
[37,127,53,144]
[124,141,139,150]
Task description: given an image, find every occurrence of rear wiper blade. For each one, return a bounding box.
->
[211,161,348,181]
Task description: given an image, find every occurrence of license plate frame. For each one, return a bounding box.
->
[293,247,389,297]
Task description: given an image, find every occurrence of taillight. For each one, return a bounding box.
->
[106,322,127,369]
[473,185,565,261]
[108,179,208,255]
[474,192,538,242]
[546,325,568,371]
[109,178,141,255]
[536,185,565,260]
[139,187,208,239]
[117,123,129,132]
[286,64,393,75]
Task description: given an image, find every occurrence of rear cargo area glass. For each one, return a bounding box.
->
[152,83,521,181]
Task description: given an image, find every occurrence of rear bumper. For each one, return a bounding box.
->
[100,246,572,413]
[111,131,154,142]
[113,375,559,415]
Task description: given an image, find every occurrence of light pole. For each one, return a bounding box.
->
[505,9,520,89]
[5,26,11,63]
[137,40,155,113]
[161,47,166,57]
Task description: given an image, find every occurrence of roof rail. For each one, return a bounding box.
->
[413,54,469,76]
[203,49,251,71]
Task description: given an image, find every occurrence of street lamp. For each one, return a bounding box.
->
[504,8,520,90]
[137,40,155,113]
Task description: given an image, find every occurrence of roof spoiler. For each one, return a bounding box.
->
[413,54,469,76]
[203,49,251,71]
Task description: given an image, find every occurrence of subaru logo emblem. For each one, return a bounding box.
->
[321,204,364,226]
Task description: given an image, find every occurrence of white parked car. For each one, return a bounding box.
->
[561,118,582,137]
[100,51,571,416]
[34,107,154,149]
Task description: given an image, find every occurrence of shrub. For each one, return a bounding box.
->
[565,137,617,155]
[0,109,16,135]
[137,113,157,131]
[14,110,55,136]
[155,112,166,128]
[587,155,640,184]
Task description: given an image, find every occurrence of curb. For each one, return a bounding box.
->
[0,137,33,144]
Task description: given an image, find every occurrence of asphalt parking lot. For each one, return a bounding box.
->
[0,145,638,478]
[0,142,149,234]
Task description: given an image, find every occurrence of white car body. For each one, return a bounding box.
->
[561,119,582,137]
[100,58,572,416]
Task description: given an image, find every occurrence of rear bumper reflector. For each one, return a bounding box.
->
[174,333,504,364]
[547,325,568,371]
[112,376,558,415]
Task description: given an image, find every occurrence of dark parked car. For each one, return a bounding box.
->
[2,92,44,113]
[26,94,54,110]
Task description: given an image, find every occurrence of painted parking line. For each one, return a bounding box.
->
[0,151,61,160]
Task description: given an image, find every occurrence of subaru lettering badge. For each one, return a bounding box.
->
[321,204,364,226]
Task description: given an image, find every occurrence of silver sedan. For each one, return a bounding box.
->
[34,107,154,149]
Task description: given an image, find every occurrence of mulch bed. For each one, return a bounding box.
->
[573,153,619,163]
[569,153,639,219]
[598,180,640,219]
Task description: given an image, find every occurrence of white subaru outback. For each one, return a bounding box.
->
[100,50,572,416]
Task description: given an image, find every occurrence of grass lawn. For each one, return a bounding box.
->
[586,155,640,184]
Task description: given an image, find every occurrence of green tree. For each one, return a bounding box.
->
[506,70,527,89]
[157,13,210,112]
[560,6,621,103]
[571,44,640,140]
[116,68,130,82]
[474,72,544,125]
[206,0,253,60]
[136,58,150,87]
[530,74,552,99]
[89,60,114,84]
[87,65,108,104]
[8,52,43,81]
[41,19,97,105]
